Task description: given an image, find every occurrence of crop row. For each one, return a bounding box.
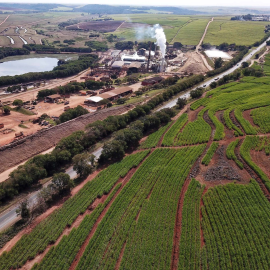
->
[175,109,211,146]
[250,105,270,133]
[32,183,122,270]
[178,179,205,270]
[202,181,270,269]
[208,110,225,140]
[223,109,244,136]
[234,108,257,135]
[240,136,270,191]
[140,122,171,149]
[202,142,219,166]
[75,146,205,270]
[190,97,208,111]
[0,150,149,270]
[226,139,244,169]
[162,113,188,146]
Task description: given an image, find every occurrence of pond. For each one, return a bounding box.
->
[205,49,232,59]
[0,54,79,77]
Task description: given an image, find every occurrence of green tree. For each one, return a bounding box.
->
[99,140,126,163]
[16,199,30,220]
[214,57,223,69]
[52,173,74,194]
[3,106,10,114]
[210,82,217,89]
[72,153,95,178]
[177,98,187,109]
[13,99,23,108]
[242,62,249,68]
[190,88,203,99]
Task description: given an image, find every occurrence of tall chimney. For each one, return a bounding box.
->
[147,42,152,71]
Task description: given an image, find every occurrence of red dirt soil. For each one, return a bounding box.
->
[69,152,150,270]
[115,242,127,270]
[171,177,192,270]
[0,169,101,257]
[250,150,270,179]
[243,109,259,129]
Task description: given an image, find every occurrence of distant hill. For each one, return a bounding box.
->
[74,4,204,15]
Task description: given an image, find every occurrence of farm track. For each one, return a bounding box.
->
[170,19,193,44]
[0,15,10,27]
[196,17,214,71]
[68,151,151,270]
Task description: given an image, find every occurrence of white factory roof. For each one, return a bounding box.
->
[121,52,146,62]
[86,96,104,103]
[112,61,125,68]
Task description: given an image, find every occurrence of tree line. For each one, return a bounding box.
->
[0,74,204,203]
[0,47,30,60]
[0,54,98,87]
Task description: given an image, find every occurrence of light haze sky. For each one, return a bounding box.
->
[1,0,269,7]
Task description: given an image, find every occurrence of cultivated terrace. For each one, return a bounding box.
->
[2,54,270,270]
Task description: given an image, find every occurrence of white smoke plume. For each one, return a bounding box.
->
[135,24,167,57]
[152,24,167,59]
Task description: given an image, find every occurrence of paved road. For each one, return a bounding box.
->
[0,147,102,231]
[158,38,270,111]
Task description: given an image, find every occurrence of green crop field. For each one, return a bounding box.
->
[173,18,210,45]
[204,18,269,45]
[111,14,192,43]
[3,27,270,270]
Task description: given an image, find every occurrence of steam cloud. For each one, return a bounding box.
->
[135,24,167,58]
[152,24,166,59]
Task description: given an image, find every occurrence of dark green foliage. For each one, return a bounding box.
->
[115,41,134,50]
[0,54,98,87]
[190,88,203,99]
[0,47,29,60]
[59,106,88,123]
[85,41,108,51]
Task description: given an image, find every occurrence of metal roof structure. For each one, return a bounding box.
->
[85,96,104,103]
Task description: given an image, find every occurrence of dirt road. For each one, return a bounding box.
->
[196,18,214,71]
[0,15,10,27]
[0,68,91,102]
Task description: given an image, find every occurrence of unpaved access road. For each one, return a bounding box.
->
[157,36,270,110]
[196,17,214,71]
[0,68,91,102]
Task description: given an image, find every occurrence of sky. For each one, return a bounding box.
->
[1,0,270,7]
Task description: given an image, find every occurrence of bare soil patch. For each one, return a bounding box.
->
[216,111,234,140]
[196,145,251,188]
[178,51,208,75]
[250,150,270,179]
[67,21,124,32]
[243,109,259,129]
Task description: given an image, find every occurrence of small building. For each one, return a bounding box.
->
[84,96,104,107]
[45,94,61,102]
[112,61,125,69]
[109,86,133,99]
[128,62,142,73]
[142,76,164,86]
[99,92,117,101]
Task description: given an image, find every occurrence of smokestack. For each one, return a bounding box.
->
[147,42,152,71]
